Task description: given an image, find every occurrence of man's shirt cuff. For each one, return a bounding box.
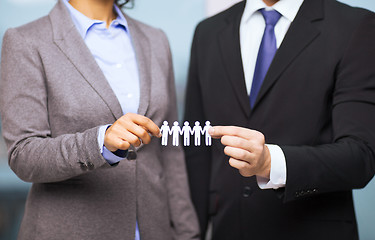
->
[257,144,287,189]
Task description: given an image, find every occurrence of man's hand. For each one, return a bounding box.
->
[209,126,271,179]
[104,113,161,152]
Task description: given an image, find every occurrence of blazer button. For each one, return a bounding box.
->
[127,150,137,160]
[242,186,252,198]
[79,162,88,171]
[87,162,94,170]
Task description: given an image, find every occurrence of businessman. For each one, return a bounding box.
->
[184,0,375,239]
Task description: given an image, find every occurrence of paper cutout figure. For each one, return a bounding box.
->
[181,121,193,146]
[160,120,212,147]
[192,121,203,146]
[202,121,212,146]
[170,121,183,146]
[160,121,170,146]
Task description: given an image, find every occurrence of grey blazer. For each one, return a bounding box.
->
[0,1,199,239]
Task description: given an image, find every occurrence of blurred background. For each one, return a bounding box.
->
[0,0,374,239]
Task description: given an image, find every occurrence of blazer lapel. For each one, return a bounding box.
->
[125,15,151,117]
[253,0,324,108]
[49,0,124,120]
[218,2,251,117]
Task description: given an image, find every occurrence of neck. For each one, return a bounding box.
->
[263,0,279,6]
[69,0,116,28]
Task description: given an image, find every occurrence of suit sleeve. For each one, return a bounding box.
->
[0,28,110,183]
[282,13,375,202]
[157,30,200,240]
[184,24,212,238]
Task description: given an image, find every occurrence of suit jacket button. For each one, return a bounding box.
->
[242,186,252,198]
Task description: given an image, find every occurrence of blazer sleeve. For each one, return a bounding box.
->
[0,28,110,183]
[184,24,212,238]
[157,30,200,239]
[282,13,375,202]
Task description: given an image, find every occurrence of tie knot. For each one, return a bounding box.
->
[260,9,281,27]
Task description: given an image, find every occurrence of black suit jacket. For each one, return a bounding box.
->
[184,0,375,239]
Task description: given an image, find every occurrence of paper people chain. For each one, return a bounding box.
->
[160,121,212,147]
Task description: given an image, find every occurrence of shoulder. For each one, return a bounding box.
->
[324,0,375,26]
[195,1,245,36]
[190,1,245,45]
[2,16,52,60]
[3,16,52,46]
[316,0,374,47]
[327,0,374,15]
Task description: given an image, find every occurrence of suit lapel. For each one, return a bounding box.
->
[49,0,123,120]
[218,2,251,117]
[253,0,324,108]
[126,16,151,117]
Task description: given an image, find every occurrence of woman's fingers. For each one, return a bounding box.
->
[104,113,161,152]
[126,113,161,138]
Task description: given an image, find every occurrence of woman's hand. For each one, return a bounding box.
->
[104,113,161,152]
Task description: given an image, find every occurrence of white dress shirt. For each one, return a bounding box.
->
[240,0,304,189]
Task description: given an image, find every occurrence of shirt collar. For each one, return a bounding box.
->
[62,0,129,39]
[113,4,129,29]
[242,0,304,23]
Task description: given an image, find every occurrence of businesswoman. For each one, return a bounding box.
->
[0,0,199,239]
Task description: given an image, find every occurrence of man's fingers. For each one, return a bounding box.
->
[228,158,250,171]
[209,126,259,140]
[208,126,222,138]
[221,135,252,150]
[209,125,269,178]
[228,158,254,177]
[224,146,252,162]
